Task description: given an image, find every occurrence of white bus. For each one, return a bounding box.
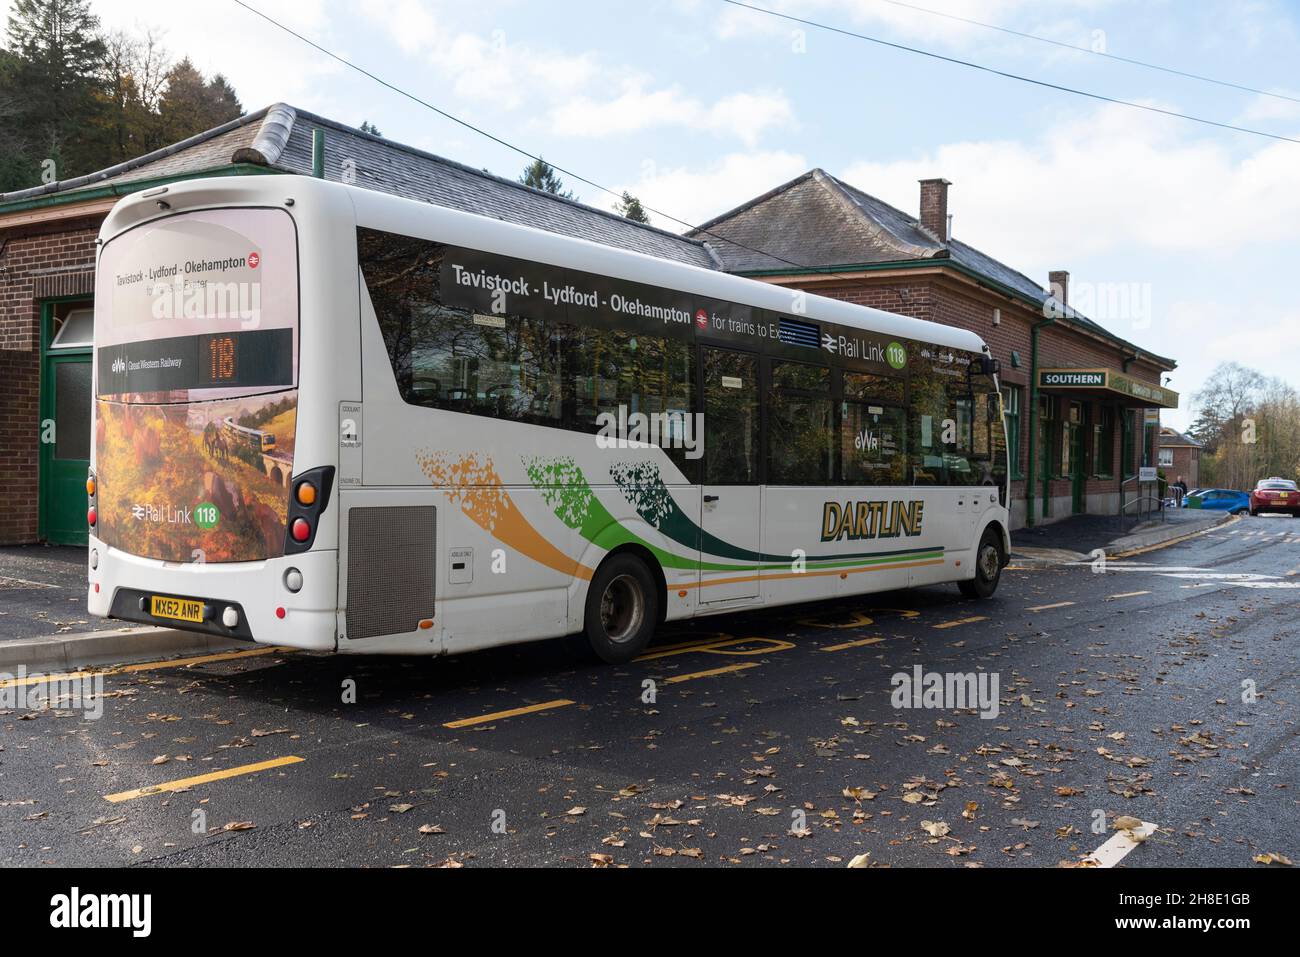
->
[88,175,1009,663]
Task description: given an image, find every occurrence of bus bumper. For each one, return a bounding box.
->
[86,537,339,652]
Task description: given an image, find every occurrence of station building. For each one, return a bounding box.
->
[0,106,1177,544]
[690,172,1178,528]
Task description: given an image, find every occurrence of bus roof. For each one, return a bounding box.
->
[102,175,990,355]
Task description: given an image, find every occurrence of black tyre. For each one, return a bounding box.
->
[584,554,660,664]
[958,529,1004,600]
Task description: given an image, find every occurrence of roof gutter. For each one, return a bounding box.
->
[739,258,1176,370]
[0,164,283,220]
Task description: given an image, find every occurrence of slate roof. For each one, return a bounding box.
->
[1160,427,1202,448]
[0,103,716,269]
[689,168,1175,369]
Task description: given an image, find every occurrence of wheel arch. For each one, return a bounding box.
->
[588,543,668,626]
[980,518,1011,567]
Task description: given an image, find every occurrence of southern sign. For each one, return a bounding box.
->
[1037,367,1178,409]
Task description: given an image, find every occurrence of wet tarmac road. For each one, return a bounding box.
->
[2,515,1297,868]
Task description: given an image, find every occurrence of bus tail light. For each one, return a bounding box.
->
[284,466,334,554]
[87,506,97,527]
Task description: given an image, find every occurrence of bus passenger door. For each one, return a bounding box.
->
[699,347,761,603]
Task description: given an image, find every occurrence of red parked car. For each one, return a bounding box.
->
[1249,478,1300,516]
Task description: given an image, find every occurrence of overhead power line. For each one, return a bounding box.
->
[720,0,1300,145]
[229,0,851,276]
[873,0,1300,105]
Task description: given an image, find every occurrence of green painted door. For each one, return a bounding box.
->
[1069,421,1085,514]
[40,302,95,546]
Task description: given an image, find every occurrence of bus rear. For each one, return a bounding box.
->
[87,180,346,650]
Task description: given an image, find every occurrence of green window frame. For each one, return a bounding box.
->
[1001,386,1022,479]
[1092,405,1114,478]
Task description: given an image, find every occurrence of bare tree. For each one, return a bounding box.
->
[1190,362,1300,489]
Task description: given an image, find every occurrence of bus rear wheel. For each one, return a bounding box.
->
[584,554,660,664]
[958,530,1003,600]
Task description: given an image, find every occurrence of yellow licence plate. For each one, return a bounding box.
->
[150,596,205,623]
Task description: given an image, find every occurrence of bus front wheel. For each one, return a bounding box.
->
[958,530,1003,600]
[584,554,660,664]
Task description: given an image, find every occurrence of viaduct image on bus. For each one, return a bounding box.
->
[87,175,1010,663]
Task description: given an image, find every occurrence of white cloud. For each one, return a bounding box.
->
[836,101,1300,428]
[358,0,598,111]
[549,83,794,146]
[358,0,440,56]
[839,102,1300,269]
[713,0,1108,49]
[87,0,342,109]
[616,150,809,230]
[435,33,598,110]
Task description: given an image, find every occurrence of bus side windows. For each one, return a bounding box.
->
[841,372,906,486]
[768,361,834,485]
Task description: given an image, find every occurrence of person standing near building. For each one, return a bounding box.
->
[1172,475,1188,507]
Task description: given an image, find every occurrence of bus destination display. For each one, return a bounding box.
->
[97,328,293,396]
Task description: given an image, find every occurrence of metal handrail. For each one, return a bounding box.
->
[1119,473,1165,524]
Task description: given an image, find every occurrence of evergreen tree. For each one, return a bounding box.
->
[4,0,106,181]
[614,190,650,223]
[359,120,382,136]
[156,57,241,145]
[519,157,574,199]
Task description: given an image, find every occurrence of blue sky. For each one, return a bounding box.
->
[21,0,1300,428]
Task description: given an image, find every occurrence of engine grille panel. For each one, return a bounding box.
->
[345,505,436,640]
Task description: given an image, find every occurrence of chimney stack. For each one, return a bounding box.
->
[919,178,951,241]
[1048,270,1069,305]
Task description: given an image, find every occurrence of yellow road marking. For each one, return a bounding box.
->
[1026,601,1076,613]
[104,755,304,803]
[663,663,760,684]
[636,635,793,661]
[932,616,988,629]
[1107,590,1150,599]
[1110,515,1239,559]
[442,699,574,729]
[0,645,296,690]
[821,636,886,652]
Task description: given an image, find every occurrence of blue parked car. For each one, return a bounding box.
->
[1183,488,1250,514]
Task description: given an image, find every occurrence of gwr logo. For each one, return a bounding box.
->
[111,356,126,374]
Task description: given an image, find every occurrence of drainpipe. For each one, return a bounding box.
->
[1025,314,1057,527]
[311,129,325,178]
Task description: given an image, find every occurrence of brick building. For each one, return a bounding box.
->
[1,108,1179,544]
[690,171,1178,528]
[1159,427,1202,488]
